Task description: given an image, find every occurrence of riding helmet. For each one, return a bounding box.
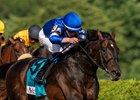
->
[0,20,5,33]
[29,25,41,40]
[63,12,82,32]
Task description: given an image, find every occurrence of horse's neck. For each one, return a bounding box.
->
[57,41,100,77]
[2,45,17,63]
[77,52,98,76]
[76,41,101,75]
[63,48,98,77]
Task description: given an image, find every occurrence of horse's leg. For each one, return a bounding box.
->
[57,75,83,100]
[86,77,99,100]
[46,84,65,100]
[47,84,83,100]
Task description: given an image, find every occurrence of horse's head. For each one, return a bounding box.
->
[0,38,29,65]
[8,38,29,58]
[87,30,121,81]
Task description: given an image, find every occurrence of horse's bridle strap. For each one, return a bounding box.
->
[77,42,101,67]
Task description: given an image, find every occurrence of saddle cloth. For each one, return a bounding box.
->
[26,58,47,97]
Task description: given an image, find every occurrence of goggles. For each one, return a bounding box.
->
[0,36,5,41]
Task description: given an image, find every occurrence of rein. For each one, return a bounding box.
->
[78,42,101,67]
[77,41,108,73]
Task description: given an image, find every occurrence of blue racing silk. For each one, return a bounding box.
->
[43,17,86,45]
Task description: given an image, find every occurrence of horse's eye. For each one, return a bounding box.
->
[16,50,19,53]
[20,39,23,42]
[102,48,106,52]
[103,49,106,52]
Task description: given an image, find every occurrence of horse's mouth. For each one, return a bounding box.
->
[109,71,121,81]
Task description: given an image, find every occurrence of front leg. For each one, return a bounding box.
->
[86,77,99,100]
[57,74,84,100]
[46,84,65,100]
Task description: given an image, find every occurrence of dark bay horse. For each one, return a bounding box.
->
[5,30,121,100]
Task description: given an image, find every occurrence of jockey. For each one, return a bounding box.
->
[35,12,87,83]
[39,11,86,53]
[13,25,41,48]
[0,20,6,47]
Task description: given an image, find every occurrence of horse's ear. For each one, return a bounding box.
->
[97,31,103,40]
[9,38,16,44]
[112,32,116,40]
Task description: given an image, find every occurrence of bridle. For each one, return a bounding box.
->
[99,38,118,70]
[0,40,26,64]
[12,43,22,58]
[77,38,118,73]
[13,38,28,58]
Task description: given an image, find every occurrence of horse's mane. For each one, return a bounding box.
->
[87,29,112,41]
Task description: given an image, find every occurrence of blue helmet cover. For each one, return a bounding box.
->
[63,12,82,32]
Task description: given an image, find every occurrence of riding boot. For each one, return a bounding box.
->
[34,61,51,84]
[34,71,44,84]
[34,52,63,84]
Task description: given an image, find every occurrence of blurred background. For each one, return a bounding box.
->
[0,0,140,80]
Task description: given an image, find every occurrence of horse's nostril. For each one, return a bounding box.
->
[110,70,121,81]
[117,72,121,77]
[111,70,121,77]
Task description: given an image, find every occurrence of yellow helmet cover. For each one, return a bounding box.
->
[0,20,5,33]
[13,30,30,47]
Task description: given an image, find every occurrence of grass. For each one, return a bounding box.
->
[98,79,140,100]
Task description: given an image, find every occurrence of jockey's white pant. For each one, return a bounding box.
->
[39,29,73,53]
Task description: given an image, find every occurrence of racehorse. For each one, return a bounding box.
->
[0,38,29,100]
[5,30,121,100]
[0,38,29,66]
